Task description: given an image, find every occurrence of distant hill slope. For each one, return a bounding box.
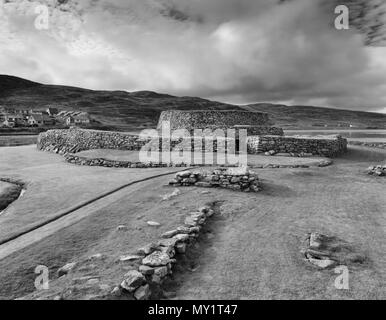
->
[242,103,386,129]
[0,75,41,93]
[0,75,236,131]
[0,75,385,131]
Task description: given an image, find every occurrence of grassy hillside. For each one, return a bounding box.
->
[0,75,236,132]
[1,75,385,131]
[242,103,386,129]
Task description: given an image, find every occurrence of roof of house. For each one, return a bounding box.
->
[30,113,52,121]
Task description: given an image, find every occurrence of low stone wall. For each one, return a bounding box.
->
[247,135,347,157]
[38,129,347,161]
[38,128,150,154]
[54,203,217,300]
[169,167,261,192]
[349,141,386,149]
[38,128,242,155]
[64,154,190,168]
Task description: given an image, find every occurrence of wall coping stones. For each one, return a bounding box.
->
[157,109,273,130]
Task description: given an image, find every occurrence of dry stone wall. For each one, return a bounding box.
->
[247,135,347,157]
[38,128,150,154]
[157,110,272,130]
[169,167,261,192]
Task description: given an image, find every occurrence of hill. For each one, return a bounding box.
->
[0,75,385,131]
[242,103,386,129]
[0,75,235,131]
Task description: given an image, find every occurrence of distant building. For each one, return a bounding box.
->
[66,113,90,126]
[2,114,26,127]
[30,109,48,115]
[28,114,55,127]
[46,107,59,116]
[16,109,30,115]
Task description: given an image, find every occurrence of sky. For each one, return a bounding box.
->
[1,0,386,113]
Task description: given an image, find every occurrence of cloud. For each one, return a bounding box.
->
[0,0,386,112]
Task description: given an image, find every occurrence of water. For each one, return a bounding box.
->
[0,135,38,147]
[285,130,386,143]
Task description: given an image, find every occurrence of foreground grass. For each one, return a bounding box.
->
[0,145,384,300]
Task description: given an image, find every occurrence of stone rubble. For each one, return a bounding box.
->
[112,203,216,300]
[169,167,261,192]
[366,165,386,176]
[57,262,77,277]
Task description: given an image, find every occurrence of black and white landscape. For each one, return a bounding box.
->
[0,0,385,302]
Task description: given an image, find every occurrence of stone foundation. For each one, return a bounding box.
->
[247,135,347,157]
[169,167,261,192]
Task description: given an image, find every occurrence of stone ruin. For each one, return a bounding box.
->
[37,109,348,160]
[169,166,261,192]
[157,109,284,136]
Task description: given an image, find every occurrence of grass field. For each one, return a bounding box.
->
[0,145,385,300]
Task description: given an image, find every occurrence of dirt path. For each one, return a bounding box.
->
[166,146,386,300]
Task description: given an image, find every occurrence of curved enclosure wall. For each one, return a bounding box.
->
[37,128,150,154]
[247,135,348,157]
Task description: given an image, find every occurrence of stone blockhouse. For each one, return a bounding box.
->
[37,109,348,158]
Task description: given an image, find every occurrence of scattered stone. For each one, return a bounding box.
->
[206,209,215,217]
[158,238,178,248]
[175,243,187,254]
[176,171,192,178]
[184,216,198,227]
[120,270,146,292]
[309,233,322,248]
[189,226,201,233]
[89,253,104,260]
[139,265,155,276]
[173,233,190,243]
[161,189,181,201]
[161,230,179,238]
[154,266,168,278]
[111,286,122,297]
[57,262,77,277]
[134,284,151,300]
[158,244,176,258]
[137,243,158,255]
[142,251,171,267]
[72,276,101,284]
[147,221,161,227]
[367,164,386,176]
[86,278,100,285]
[306,256,335,269]
[119,255,143,262]
[176,226,191,234]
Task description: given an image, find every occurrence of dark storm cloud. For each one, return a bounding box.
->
[0,0,386,112]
